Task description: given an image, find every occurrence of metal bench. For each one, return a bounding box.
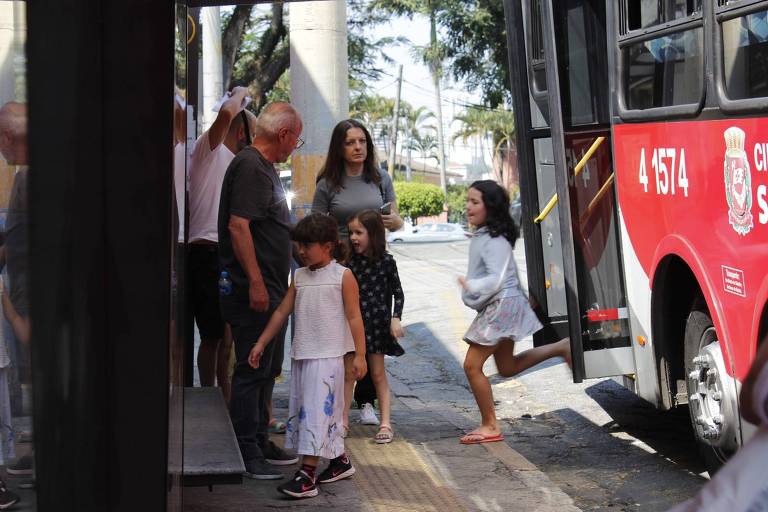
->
[183,387,244,488]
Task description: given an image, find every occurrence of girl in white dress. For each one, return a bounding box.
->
[249,213,367,499]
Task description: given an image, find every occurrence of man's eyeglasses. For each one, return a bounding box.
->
[286,130,305,150]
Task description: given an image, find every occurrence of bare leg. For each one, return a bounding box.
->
[197,337,220,386]
[342,353,356,433]
[217,324,233,403]
[493,337,571,378]
[368,354,391,429]
[462,342,501,440]
[302,455,319,469]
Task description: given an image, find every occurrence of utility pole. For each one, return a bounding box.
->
[201,6,223,132]
[387,64,403,179]
[290,1,349,219]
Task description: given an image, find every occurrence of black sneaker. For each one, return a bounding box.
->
[263,441,299,466]
[243,458,283,480]
[277,470,318,499]
[7,455,33,476]
[0,480,19,510]
[317,456,355,484]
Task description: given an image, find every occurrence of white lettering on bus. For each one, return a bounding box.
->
[637,148,688,197]
[755,143,766,172]
[758,185,767,224]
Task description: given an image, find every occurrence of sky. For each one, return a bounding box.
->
[367,14,484,123]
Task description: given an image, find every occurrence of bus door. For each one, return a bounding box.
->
[507,0,634,382]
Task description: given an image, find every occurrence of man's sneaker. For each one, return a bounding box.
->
[359,402,379,425]
[243,458,283,480]
[0,481,19,510]
[7,455,33,476]
[277,470,318,499]
[317,456,355,484]
[263,440,299,466]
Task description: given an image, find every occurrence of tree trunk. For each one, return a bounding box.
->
[222,5,252,90]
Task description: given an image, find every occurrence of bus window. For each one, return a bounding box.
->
[721,9,768,100]
[624,0,702,31]
[557,0,609,127]
[623,29,703,110]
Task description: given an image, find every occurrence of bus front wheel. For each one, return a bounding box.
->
[683,307,740,474]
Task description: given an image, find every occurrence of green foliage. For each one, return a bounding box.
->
[393,182,445,223]
[370,0,511,107]
[438,0,511,107]
[446,184,468,224]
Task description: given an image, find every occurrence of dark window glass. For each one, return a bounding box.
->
[722,10,768,100]
[624,28,703,109]
[626,0,702,31]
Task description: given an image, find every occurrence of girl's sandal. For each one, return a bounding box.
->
[374,425,394,444]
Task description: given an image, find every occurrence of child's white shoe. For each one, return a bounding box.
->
[359,403,380,425]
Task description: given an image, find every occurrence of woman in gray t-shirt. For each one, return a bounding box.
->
[312,119,404,238]
[311,119,404,421]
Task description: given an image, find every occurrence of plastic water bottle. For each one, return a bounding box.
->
[218,271,232,296]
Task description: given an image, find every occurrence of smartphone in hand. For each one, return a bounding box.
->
[380,202,392,215]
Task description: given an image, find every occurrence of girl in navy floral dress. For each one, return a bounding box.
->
[346,209,405,443]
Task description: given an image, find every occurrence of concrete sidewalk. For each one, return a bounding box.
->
[184,369,580,512]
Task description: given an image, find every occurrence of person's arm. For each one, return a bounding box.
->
[459,238,513,296]
[248,283,297,368]
[380,173,404,231]
[388,256,405,338]
[311,179,331,214]
[227,162,276,311]
[740,336,768,424]
[342,269,367,380]
[207,86,249,151]
[1,291,29,344]
[228,214,269,312]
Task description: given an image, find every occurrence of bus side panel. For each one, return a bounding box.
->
[616,204,661,407]
[613,119,768,383]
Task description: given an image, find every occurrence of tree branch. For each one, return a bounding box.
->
[250,45,290,111]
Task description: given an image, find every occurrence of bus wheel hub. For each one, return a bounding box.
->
[687,338,738,450]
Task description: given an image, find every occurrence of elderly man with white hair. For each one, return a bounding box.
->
[217,102,304,480]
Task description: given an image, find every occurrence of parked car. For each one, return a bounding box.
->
[387,223,470,243]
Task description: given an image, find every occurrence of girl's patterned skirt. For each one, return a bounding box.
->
[463,295,543,346]
[285,356,345,459]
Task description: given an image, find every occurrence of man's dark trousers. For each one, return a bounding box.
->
[229,308,287,463]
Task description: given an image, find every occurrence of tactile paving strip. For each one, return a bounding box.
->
[345,425,470,512]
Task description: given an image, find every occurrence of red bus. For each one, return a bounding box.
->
[504,0,768,472]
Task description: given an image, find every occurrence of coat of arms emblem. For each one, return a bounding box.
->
[724,126,754,236]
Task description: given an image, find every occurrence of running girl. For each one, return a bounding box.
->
[458,180,570,445]
[248,213,367,499]
[346,209,405,444]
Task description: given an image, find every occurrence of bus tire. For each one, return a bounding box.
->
[683,307,739,474]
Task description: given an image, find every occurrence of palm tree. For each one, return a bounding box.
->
[452,106,517,191]
[350,93,395,152]
[400,105,435,180]
[408,129,440,166]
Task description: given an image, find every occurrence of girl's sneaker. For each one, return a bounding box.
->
[317,456,355,484]
[277,470,318,499]
[359,402,379,425]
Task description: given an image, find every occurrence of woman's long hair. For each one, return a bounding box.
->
[349,209,387,261]
[470,180,519,247]
[292,213,349,262]
[316,119,380,192]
